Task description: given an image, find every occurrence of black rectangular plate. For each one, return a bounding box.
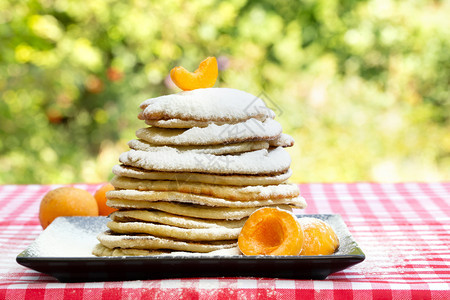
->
[17,215,364,282]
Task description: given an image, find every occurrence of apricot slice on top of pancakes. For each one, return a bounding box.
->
[170,57,218,91]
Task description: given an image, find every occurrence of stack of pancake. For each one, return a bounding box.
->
[93,88,306,256]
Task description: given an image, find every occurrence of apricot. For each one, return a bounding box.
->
[170,57,218,91]
[238,207,303,256]
[39,187,99,229]
[298,217,339,255]
[94,183,117,216]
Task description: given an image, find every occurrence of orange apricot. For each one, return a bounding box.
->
[170,57,218,91]
[238,207,304,256]
[94,183,117,216]
[298,217,340,255]
[39,187,99,229]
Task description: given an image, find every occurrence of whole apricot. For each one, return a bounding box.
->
[94,183,117,216]
[39,187,99,229]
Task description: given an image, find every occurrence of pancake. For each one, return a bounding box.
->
[144,119,231,128]
[93,243,242,257]
[139,88,275,123]
[135,118,282,146]
[269,133,295,147]
[106,190,306,208]
[110,210,246,229]
[119,147,291,175]
[107,221,240,241]
[110,177,300,200]
[128,139,269,155]
[93,244,170,256]
[112,165,293,186]
[97,230,237,253]
[106,201,295,220]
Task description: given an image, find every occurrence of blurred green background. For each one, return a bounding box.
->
[1,0,449,184]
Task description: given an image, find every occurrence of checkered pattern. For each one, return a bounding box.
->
[0,183,449,299]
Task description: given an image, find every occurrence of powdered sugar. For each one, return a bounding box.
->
[25,217,107,257]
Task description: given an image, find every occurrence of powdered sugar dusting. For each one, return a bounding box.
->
[24,217,107,257]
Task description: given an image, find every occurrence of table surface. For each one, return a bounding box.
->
[0,182,449,299]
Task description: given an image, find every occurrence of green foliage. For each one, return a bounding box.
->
[0,0,449,183]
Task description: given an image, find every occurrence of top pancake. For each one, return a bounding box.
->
[139,88,275,124]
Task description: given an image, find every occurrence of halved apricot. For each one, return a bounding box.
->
[170,57,218,91]
[298,217,339,255]
[238,207,304,256]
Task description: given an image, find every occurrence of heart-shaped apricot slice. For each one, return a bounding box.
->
[170,57,218,91]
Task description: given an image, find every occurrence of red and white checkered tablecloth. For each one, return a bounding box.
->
[0,183,449,299]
